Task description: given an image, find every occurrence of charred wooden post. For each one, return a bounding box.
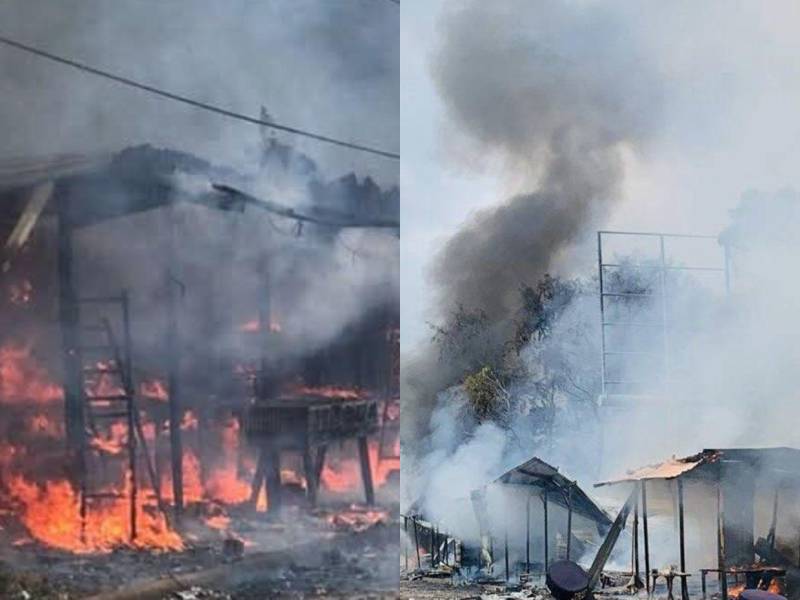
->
[526,493,531,573]
[678,478,688,600]
[358,435,375,505]
[718,478,728,600]
[302,444,319,506]
[403,516,409,571]
[505,517,510,581]
[767,487,779,552]
[165,207,184,521]
[566,484,573,560]
[633,496,641,588]
[642,480,652,596]
[56,202,85,466]
[264,444,282,515]
[413,517,421,569]
[471,488,493,571]
[543,489,550,571]
[249,447,266,508]
[587,485,638,590]
[314,444,327,485]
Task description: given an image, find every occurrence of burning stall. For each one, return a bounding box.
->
[594,448,800,600]
[0,143,400,562]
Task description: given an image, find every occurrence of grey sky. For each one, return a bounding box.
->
[402,0,800,350]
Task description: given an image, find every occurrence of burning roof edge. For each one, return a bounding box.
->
[595,447,800,487]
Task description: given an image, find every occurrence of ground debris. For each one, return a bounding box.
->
[169,586,233,600]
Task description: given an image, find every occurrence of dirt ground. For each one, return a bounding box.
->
[0,505,400,599]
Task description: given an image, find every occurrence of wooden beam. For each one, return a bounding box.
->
[588,484,638,590]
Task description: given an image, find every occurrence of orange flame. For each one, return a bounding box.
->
[7,475,182,553]
[0,343,63,404]
[140,378,168,402]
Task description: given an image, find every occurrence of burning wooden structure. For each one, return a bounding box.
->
[0,143,399,555]
[595,447,800,600]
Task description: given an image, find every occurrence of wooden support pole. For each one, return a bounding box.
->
[677,478,688,600]
[165,208,184,521]
[249,447,266,508]
[303,443,318,507]
[717,478,728,600]
[505,518,510,581]
[264,445,282,516]
[403,516,409,572]
[413,517,421,569]
[314,444,327,486]
[57,206,84,463]
[543,489,549,571]
[526,494,531,573]
[633,495,640,585]
[567,485,573,560]
[768,487,779,552]
[357,436,375,505]
[642,481,651,596]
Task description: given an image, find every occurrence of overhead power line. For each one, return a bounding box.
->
[0,34,399,160]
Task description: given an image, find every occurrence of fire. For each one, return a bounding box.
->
[320,440,398,493]
[239,318,281,333]
[6,475,182,554]
[0,342,63,404]
[89,421,128,455]
[204,514,230,530]
[180,410,199,431]
[27,413,62,437]
[767,579,785,595]
[326,506,389,532]
[83,360,124,399]
[8,279,33,305]
[140,378,168,401]
[285,384,366,400]
[728,584,745,599]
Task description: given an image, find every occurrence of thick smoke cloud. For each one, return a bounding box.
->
[0,0,398,184]
[402,1,660,452]
[429,0,659,321]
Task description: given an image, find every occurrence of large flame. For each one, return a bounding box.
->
[7,475,182,554]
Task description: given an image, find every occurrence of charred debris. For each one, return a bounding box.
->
[403,449,800,600]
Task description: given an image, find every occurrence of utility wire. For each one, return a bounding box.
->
[0,34,399,160]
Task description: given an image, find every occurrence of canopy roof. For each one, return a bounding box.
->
[485,456,611,526]
[596,447,800,487]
